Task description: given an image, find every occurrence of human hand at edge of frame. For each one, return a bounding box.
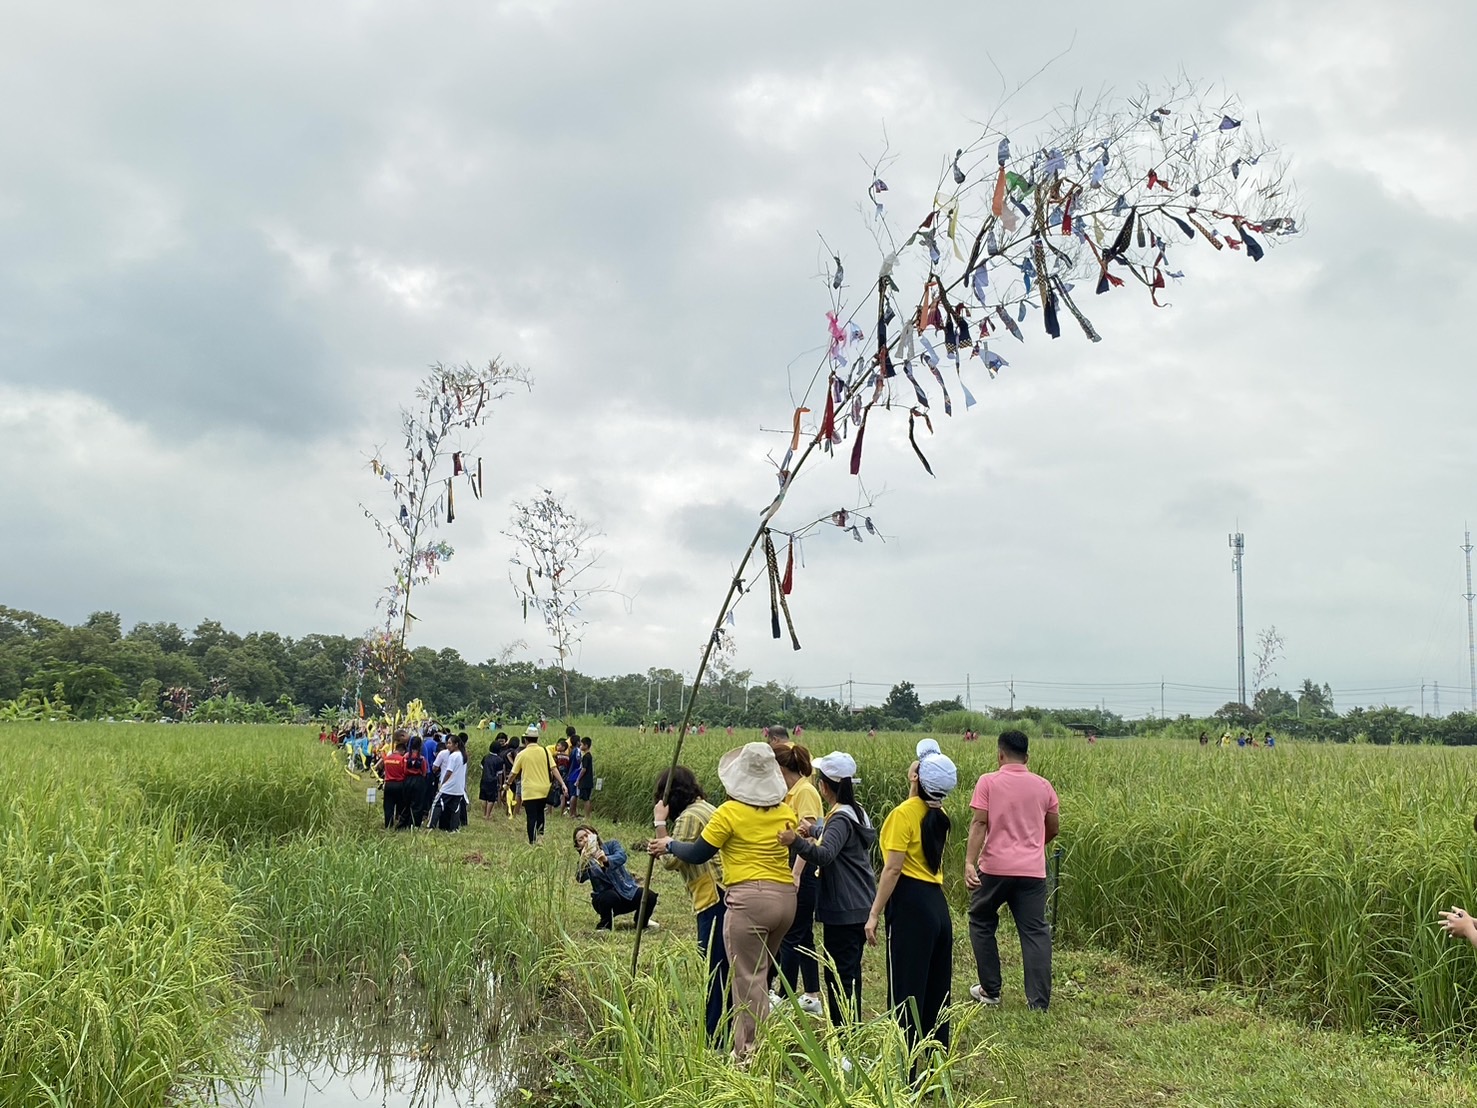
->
[964,861,981,890]
[647,836,672,857]
[653,800,669,824]
[776,828,797,847]
[864,915,879,947]
[1439,905,1477,947]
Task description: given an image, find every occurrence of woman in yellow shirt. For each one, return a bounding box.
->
[865,738,959,1059]
[650,742,796,1062]
[770,736,825,1016]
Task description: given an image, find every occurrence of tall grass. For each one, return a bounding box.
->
[551,938,1014,1107]
[229,833,570,1026]
[0,775,253,1107]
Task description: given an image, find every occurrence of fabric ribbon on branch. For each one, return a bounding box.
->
[908,408,935,476]
[762,530,801,650]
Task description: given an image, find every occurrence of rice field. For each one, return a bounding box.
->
[581,726,1477,1040]
[6,720,1477,1106]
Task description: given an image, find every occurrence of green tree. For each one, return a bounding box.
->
[1253,686,1297,718]
[127,621,188,653]
[1297,679,1335,719]
[84,611,123,642]
[883,681,924,724]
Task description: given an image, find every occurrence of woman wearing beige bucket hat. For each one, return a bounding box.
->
[650,741,798,1061]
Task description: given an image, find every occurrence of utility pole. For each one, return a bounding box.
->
[1009,677,1016,713]
[1464,527,1476,711]
[1435,681,1441,717]
[965,673,972,711]
[1421,681,1426,718]
[1160,679,1165,720]
[1229,532,1247,706]
[848,674,854,712]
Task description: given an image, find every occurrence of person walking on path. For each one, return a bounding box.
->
[963,729,1060,1010]
[510,725,567,843]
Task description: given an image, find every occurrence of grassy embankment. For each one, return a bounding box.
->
[4,722,1477,1106]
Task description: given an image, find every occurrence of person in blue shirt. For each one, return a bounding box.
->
[563,743,584,816]
[573,824,659,931]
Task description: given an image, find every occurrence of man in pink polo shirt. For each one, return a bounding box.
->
[963,729,1059,1010]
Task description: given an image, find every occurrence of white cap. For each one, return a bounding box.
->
[813,751,857,781]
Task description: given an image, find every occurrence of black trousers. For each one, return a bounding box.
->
[592,887,658,928]
[437,793,464,831]
[821,921,866,1023]
[885,876,952,1052]
[381,780,414,828]
[776,866,821,995]
[968,874,1052,1009]
[523,797,548,843]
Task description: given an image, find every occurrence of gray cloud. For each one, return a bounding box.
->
[3,0,1476,714]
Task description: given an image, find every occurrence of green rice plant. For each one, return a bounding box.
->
[0,777,254,1108]
[127,726,342,840]
[230,831,578,1026]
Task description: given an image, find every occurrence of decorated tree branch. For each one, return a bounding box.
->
[506,489,623,722]
[360,359,530,715]
[631,79,1301,971]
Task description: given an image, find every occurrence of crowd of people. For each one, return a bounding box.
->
[331,718,1062,1067]
[333,714,1477,1074]
[633,725,1059,1068]
[1200,729,1277,748]
[322,718,598,838]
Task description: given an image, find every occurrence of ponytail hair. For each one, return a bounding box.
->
[920,806,951,874]
[770,740,812,778]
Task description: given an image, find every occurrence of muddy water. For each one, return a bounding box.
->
[212,990,525,1108]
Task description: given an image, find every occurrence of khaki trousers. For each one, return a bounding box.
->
[722,880,797,1058]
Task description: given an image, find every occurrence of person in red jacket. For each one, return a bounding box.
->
[378,734,411,830]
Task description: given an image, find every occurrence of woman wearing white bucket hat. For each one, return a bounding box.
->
[650,742,798,1062]
[865,738,958,1062]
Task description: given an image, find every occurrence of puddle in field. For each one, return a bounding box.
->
[206,987,527,1108]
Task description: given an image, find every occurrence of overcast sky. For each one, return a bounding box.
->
[3,0,1474,718]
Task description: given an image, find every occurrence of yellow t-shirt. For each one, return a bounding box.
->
[512,744,555,800]
[784,779,824,825]
[701,800,797,886]
[879,796,944,885]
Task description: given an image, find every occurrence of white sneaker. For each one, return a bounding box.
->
[839,1056,853,1074]
[644,919,660,931]
[797,994,824,1017]
[969,984,1001,1007]
[767,990,786,1010]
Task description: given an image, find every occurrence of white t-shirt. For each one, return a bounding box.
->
[440,751,467,797]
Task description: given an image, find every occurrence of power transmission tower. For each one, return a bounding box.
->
[1229,532,1247,706]
[1465,527,1476,711]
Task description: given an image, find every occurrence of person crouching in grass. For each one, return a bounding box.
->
[573,824,659,931]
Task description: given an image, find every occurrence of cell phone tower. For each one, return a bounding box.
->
[1464,527,1475,711]
[1230,532,1246,706]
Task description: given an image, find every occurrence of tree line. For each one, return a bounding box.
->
[3,604,1473,743]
